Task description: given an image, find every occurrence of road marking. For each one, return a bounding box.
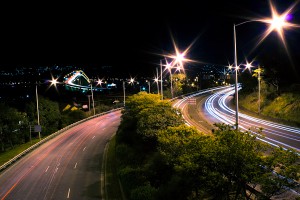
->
[83,147,86,151]
[45,166,49,173]
[92,136,95,139]
[74,162,77,169]
[67,188,71,198]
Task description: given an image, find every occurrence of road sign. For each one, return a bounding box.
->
[34,125,42,132]
[188,98,196,105]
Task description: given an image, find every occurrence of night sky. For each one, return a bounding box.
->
[0,0,299,77]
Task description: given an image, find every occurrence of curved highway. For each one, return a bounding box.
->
[0,111,121,200]
[174,86,300,151]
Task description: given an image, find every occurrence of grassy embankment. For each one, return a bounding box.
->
[0,138,41,166]
[239,91,300,127]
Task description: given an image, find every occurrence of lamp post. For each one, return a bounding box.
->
[123,78,134,107]
[232,1,296,129]
[156,67,160,95]
[165,61,174,99]
[90,82,95,116]
[256,66,262,115]
[123,81,125,107]
[147,80,150,93]
[160,59,163,100]
[35,83,41,141]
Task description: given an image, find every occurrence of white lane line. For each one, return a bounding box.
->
[67,188,71,198]
[92,136,95,139]
[74,162,77,169]
[45,166,49,173]
[83,147,86,151]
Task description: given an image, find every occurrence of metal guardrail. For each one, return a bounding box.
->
[0,108,123,173]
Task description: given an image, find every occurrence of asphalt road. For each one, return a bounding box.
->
[204,87,300,151]
[0,110,121,200]
[174,86,300,151]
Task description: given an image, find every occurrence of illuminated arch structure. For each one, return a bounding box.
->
[64,70,109,92]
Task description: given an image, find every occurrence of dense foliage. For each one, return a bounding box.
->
[0,95,118,153]
[116,92,300,200]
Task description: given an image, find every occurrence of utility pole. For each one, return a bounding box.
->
[160,59,163,100]
[156,67,160,95]
[123,81,125,107]
[35,83,41,141]
[258,66,261,115]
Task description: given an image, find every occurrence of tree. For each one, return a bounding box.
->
[25,95,61,136]
[137,102,184,140]
[0,103,28,151]
[158,125,215,199]
[258,147,300,198]
[172,73,186,96]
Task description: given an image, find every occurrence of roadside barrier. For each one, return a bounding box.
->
[0,108,122,173]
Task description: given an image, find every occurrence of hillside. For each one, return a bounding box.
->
[239,91,300,127]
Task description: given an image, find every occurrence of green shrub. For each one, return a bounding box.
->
[130,183,158,200]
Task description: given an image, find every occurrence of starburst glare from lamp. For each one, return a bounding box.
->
[129,78,134,84]
[257,0,300,49]
[97,79,103,86]
[49,78,58,87]
[243,61,254,72]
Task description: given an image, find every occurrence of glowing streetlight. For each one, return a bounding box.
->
[97,79,103,86]
[155,67,160,95]
[232,1,298,129]
[35,83,41,141]
[123,78,135,107]
[160,59,163,100]
[89,80,95,116]
[154,77,159,95]
[165,61,174,99]
[49,78,58,87]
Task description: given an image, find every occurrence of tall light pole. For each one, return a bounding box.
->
[147,80,150,93]
[90,82,95,116]
[123,81,125,107]
[258,66,261,115]
[35,83,41,141]
[123,78,134,107]
[160,59,163,100]
[233,24,239,129]
[166,62,174,99]
[156,67,160,95]
[232,1,296,129]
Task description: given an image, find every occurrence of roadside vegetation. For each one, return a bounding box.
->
[115,92,300,199]
[239,67,300,127]
[0,95,119,166]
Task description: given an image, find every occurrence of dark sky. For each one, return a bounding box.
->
[0,0,299,77]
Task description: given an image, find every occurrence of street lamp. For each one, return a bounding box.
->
[146,80,150,93]
[123,78,134,107]
[35,77,60,141]
[160,59,163,100]
[154,77,159,95]
[89,80,95,116]
[165,60,174,99]
[232,4,293,129]
[155,67,160,95]
[35,83,41,141]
